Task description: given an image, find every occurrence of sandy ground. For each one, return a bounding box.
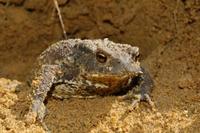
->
[0,0,200,133]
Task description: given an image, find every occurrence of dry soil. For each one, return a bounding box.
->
[0,0,200,133]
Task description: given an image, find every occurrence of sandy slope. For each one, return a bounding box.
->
[0,0,199,132]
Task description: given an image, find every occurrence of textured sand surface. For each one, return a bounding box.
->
[0,0,199,132]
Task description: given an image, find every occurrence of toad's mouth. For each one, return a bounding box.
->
[82,73,142,95]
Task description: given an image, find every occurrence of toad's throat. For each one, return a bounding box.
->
[82,73,139,95]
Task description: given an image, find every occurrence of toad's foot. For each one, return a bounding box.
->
[25,101,50,132]
[30,100,47,122]
[25,110,51,133]
[119,92,155,110]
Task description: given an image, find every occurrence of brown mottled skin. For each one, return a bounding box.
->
[27,38,153,124]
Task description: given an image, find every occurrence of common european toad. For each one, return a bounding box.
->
[27,38,154,125]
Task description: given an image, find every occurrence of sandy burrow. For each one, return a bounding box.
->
[0,77,198,133]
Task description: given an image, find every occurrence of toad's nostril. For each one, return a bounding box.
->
[137,71,143,75]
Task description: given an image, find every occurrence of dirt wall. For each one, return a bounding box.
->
[0,0,199,133]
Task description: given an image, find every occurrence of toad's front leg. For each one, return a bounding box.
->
[121,67,154,107]
[26,65,62,123]
[138,67,154,106]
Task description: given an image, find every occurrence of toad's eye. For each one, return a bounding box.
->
[96,52,107,63]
